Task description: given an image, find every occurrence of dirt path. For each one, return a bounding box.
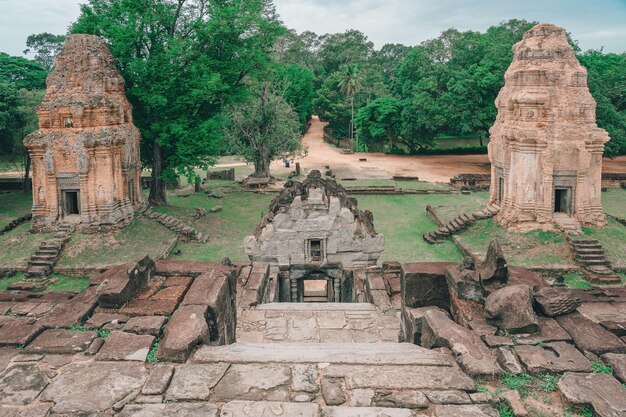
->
[267,116,626,182]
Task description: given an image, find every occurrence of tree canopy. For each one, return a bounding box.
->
[71,0,285,204]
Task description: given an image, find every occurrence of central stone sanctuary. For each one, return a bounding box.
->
[245,171,384,302]
[488,23,609,231]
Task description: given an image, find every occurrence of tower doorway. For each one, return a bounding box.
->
[63,190,80,215]
[554,187,572,215]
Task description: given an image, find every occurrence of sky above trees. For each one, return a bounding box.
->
[0,0,625,57]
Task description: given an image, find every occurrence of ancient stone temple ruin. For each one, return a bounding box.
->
[24,34,141,232]
[488,23,609,230]
[245,170,384,302]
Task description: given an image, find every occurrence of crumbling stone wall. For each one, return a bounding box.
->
[24,34,141,232]
[488,23,609,230]
[244,171,384,267]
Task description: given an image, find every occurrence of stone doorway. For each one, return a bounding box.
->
[302,277,331,302]
[63,190,81,215]
[497,177,504,204]
[554,187,572,215]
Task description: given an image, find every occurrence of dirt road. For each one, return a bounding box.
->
[267,116,626,182]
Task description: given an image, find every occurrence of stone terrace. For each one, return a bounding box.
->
[0,257,625,416]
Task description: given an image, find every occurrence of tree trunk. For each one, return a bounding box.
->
[149,142,167,205]
[350,96,355,151]
[253,149,271,178]
[23,151,31,194]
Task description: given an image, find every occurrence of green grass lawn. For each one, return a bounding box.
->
[602,189,626,218]
[582,217,626,268]
[0,272,90,293]
[58,216,177,269]
[357,194,464,263]
[0,223,53,268]
[0,191,32,225]
[160,183,471,263]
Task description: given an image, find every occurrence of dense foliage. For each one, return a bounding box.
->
[71,0,285,204]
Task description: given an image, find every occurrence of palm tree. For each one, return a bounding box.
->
[337,65,363,149]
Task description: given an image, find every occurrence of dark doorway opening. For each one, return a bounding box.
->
[554,188,571,214]
[128,179,134,203]
[497,177,504,204]
[63,191,80,215]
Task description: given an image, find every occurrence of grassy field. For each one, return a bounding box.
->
[602,189,626,218]
[0,272,90,292]
[0,223,53,268]
[58,216,177,269]
[0,191,32,225]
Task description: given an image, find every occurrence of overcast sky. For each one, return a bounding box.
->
[1,0,625,57]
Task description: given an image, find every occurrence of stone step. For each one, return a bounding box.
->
[303,297,329,302]
[575,248,605,255]
[31,255,58,262]
[256,303,377,312]
[28,259,55,267]
[26,265,52,277]
[192,342,455,366]
[580,259,611,267]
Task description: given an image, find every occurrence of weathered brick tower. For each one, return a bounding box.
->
[25,34,142,232]
[488,23,609,231]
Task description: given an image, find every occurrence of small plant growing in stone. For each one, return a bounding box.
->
[537,373,560,392]
[70,325,85,332]
[97,329,111,339]
[146,339,160,363]
[591,361,613,374]
[498,402,514,417]
[16,344,24,351]
[501,372,533,397]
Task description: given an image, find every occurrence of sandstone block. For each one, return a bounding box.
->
[532,287,582,317]
[156,304,209,362]
[484,285,539,333]
[401,263,453,310]
[556,313,626,355]
[165,363,229,401]
[119,403,218,417]
[515,342,592,374]
[601,353,626,383]
[210,363,290,401]
[221,401,319,417]
[0,364,49,405]
[478,239,508,284]
[0,318,44,346]
[558,372,626,417]
[321,378,346,406]
[142,364,174,395]
[124,315,166,336]
[25,329,96,354]
[96,331,154,361]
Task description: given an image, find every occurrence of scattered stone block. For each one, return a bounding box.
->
[495,347,525,375]
[322,407,413,417]
[601,353,626,383]
[96,331,154,361]
[499,390,528,417]
[15,403,52,417]
[556,313,626,355]
[37,301,96,329]
[420,309,502,376]
[0,318,44,346]
[221,401,319,417]
[401,263,453,309]
[165,363,229,401]
[25,329,96,354]
[532,287,582,317]
[292,364,319,393]
[484,285,539,334]
[321,378,346,406]
[0,364,49,405]
[124,315,166,336]
[210,363,290,401]
[425,390,472,405]
[86,337,105,356]
[514,317,571,345]
[433,404,499,417]
[142,364,174,395]
[515,342,592,374]
[40,362,148,413]
[478,239,508,285]
[85,312,129,330]
[120,403,219,417]
[373,390,428,409]
[558,372,626,417]
[96,256,154,308]
[156,304,209,362]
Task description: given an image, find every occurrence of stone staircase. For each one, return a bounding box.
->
[570,237,621,284]
[553,213,583,236]
[25,225,73,278]
[423,203,500,244]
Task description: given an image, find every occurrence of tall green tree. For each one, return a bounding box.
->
[275,64,314,131]
[0,83,25,156]
[354,97,401,150]
[0,53,47,90]
[24,33,66,70]
[224,84,302,178]
[338,65,363,146]
[72,0,284,204]
[579,50,626,156]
